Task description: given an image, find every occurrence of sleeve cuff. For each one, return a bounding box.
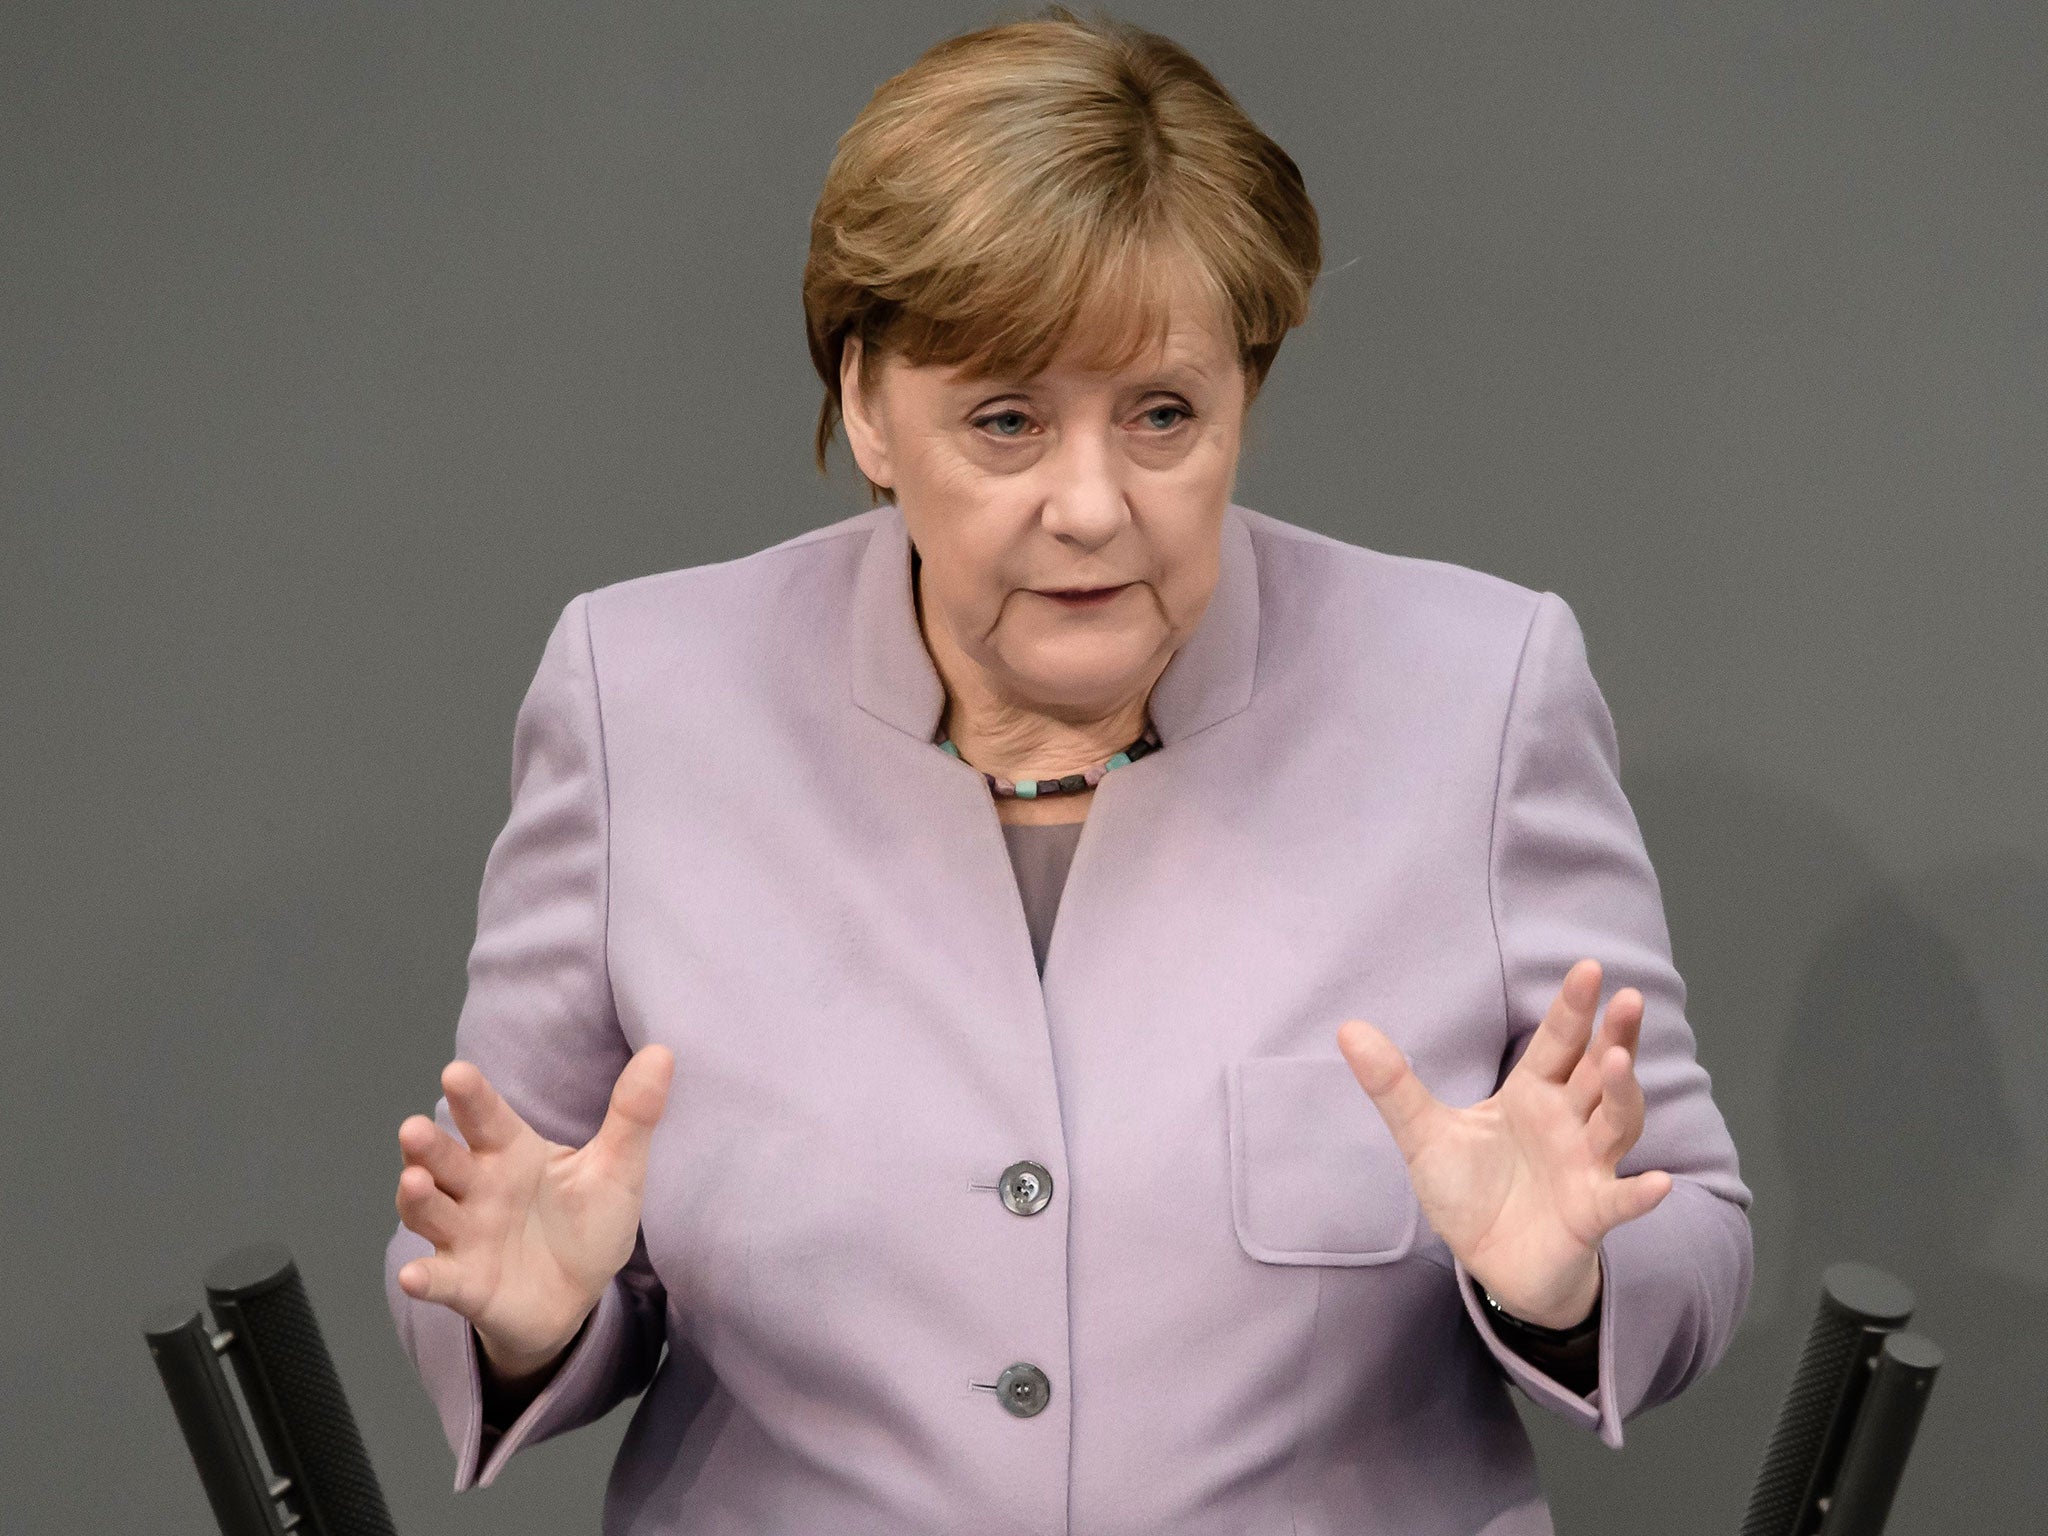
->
[462,1280,629,1488]
[385,1218,637,1492]
[1455,1250,1624,1450]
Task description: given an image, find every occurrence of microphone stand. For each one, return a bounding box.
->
[1739,1261,1943,1536]
[145,1242,397,1536]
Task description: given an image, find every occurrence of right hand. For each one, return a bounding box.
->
[394,1044,675,1378]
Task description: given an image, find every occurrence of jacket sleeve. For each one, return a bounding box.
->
[1451,590,1754,1450]
[382,592,671,1490]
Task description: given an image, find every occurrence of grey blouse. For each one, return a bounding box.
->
[998,819,1087,975]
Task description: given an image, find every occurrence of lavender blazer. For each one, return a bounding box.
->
[384,501,1753,1535]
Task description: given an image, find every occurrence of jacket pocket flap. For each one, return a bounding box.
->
[1227,1056,1420,1265]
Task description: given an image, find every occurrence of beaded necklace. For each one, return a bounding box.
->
[937,723,1161,799]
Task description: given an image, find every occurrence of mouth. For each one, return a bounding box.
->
[1036,582,1132,606]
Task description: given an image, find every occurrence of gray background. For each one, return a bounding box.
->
[4,1,2042,1530]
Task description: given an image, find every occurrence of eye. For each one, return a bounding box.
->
[1139,404,1190,431]
[974,409,1033,438]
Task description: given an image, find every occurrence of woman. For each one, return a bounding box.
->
[386,11,1751,1534]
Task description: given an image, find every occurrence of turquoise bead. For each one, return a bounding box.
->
[1105,751,1130,770]
[1016,781,1038,798]
[939,740,960,757]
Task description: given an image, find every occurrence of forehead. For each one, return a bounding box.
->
[1041,313,1234,386]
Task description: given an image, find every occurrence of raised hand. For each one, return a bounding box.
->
[1336,959,1672,1330]
[393,1044,675,1378]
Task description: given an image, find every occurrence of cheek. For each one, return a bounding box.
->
[896,419,1010,504]
[911,510,1033,634]
[1130,492,1229,629]
[1157,537,1223,635]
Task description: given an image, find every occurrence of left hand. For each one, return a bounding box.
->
[1336,958,1673,1330]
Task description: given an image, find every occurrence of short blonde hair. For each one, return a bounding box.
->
[803,5,1322,500]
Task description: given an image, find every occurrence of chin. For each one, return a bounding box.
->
[1005,647,1161,716]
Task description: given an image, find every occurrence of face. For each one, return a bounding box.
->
[839,263,1249,723]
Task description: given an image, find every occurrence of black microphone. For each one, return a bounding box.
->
[1816,1330,1943,1536]
[145,1242,398,1536]
[1739,1261,1942,1536]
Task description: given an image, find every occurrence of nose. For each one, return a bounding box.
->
[1039,425,1129,551]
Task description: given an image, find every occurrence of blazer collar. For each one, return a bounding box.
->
[850,501,1261,746]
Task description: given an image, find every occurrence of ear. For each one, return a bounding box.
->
[838,336,895,494]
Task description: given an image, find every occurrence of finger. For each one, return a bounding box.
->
[1586,1044,1648,1167]
[440,1060,531,1154]
[398,1113,477,1199]
[1566,987,1644,1119]
[1337,1020,1451,1156]
[1515,959,1603,1083]
[394,1163,466,1248]
[1597,1167,1673,1232]
[395,1250,469,1311]
[588,1044,676,1186]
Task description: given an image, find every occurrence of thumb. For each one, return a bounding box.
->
[1337,1019,1448,1156]
[588,1044,675,1186]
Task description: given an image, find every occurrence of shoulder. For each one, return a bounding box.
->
[554,506,886,684]
[1239,504,1620,803]
[1237,505,1555,681]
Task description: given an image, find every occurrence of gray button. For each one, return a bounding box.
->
[998,1160,1054,1216]
[996,1361,1051,1418]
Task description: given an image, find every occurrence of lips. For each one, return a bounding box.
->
[1038,583,1130,598]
